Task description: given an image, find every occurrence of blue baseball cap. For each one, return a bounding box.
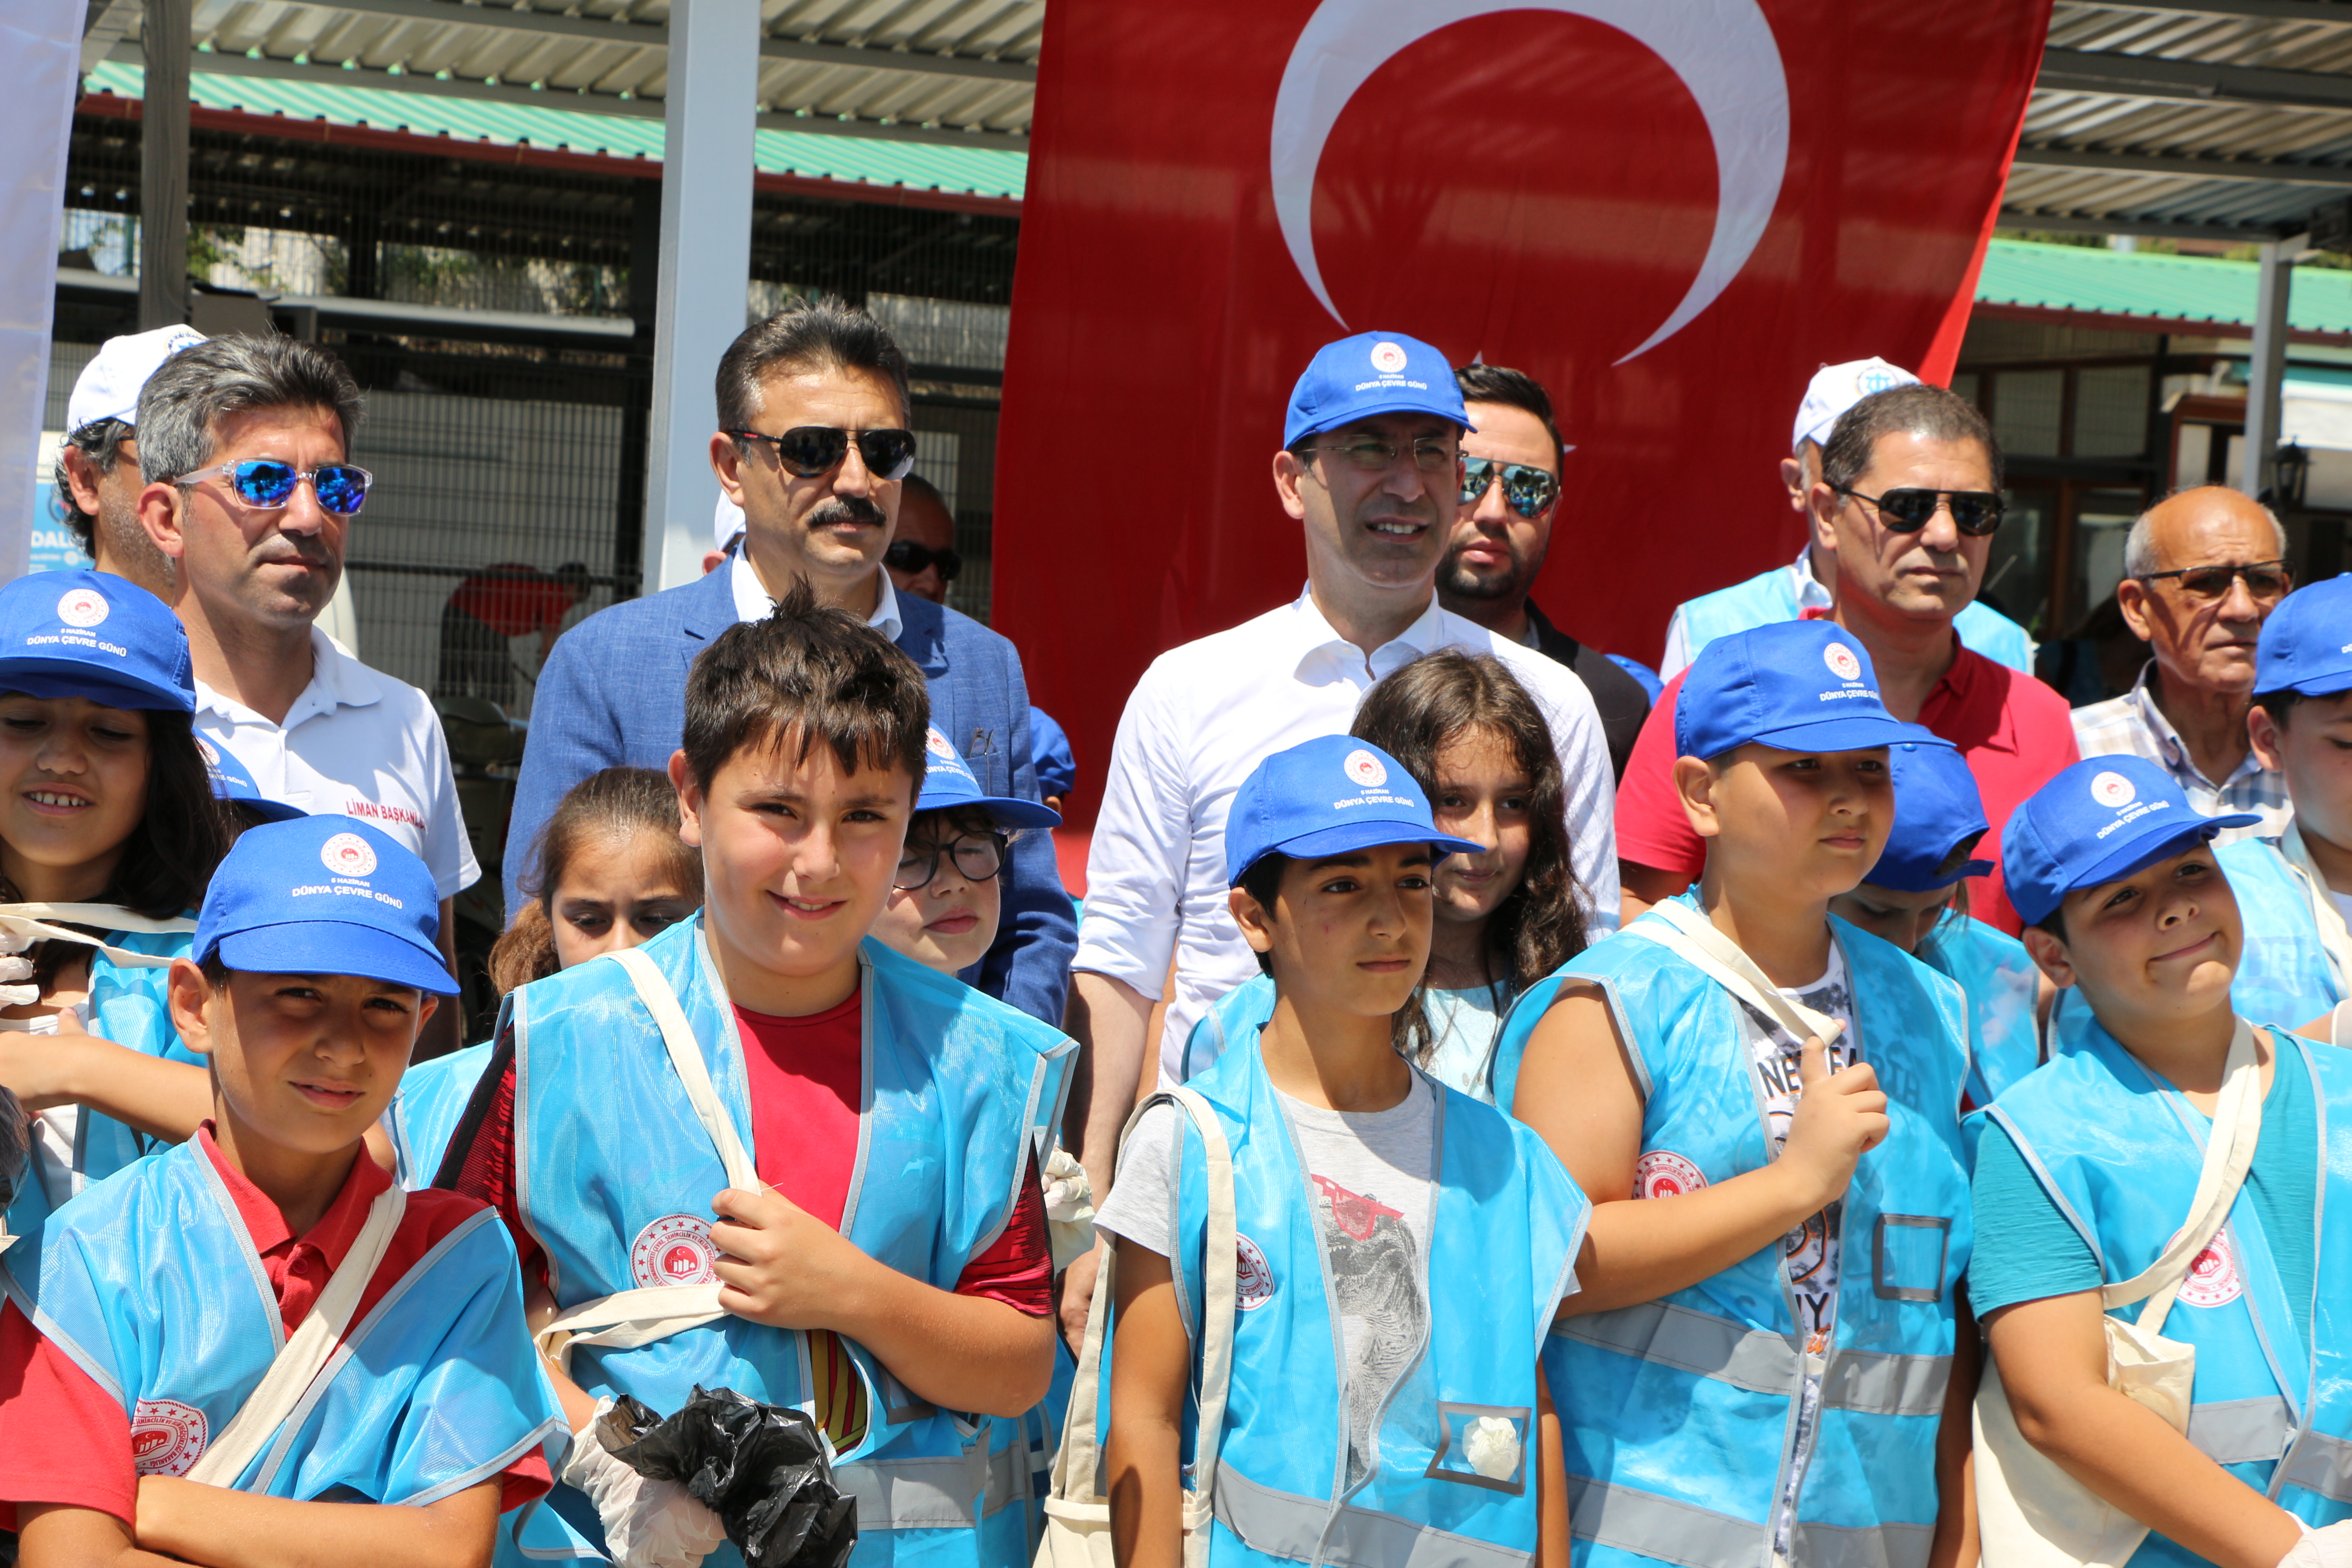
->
[196,816,456,995]
[1284,332,1472,448]
[919,727,1060,830]
[0,570,192,714]
[197,736,306,825]
[2256,573,2352,698]
[1676,620,1916,760]
[1867,738,1992,892]
[2001,755,2262,927]
[1029,707,1076,803]
[1225,735,1483,885]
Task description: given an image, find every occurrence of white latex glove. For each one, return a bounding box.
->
[1041,1147,1097,1272]
[2279,1521,2352,1568]
[562,1401,730,1568]
[0,927,36,1009]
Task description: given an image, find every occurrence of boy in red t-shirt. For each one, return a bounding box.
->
[443,580,1070,1568]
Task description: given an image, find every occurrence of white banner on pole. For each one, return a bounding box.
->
[0,5,83,586]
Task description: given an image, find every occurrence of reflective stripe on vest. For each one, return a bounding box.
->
[1550,1291,1950,1416]
[1213,1465,1533,1568]
[1567,1479,1933,1568]
[837,1441,1006,1531]
[2279,1429,2352,1504]
[2189,1395,2296,1467]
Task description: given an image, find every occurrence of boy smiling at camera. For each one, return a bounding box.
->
[0,815,561,1568]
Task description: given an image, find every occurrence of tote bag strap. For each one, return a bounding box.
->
[0,903,197,969]
[2279,828,2352,992]
[1628,899,1841,1047]
[611,942,760,1191]
[2101,1019,2264,1339]
[186,1185,406,1486]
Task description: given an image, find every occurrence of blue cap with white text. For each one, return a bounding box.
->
[918,727,1061,830]
[1225,735,1484,885]
[2255,572,2352,698]
[1284,332,1472,448]
[197,736,307,825]
[0,570,192,714]
[2000,755,2261,926]
[1676,619,1916,761]
[1868,739,1992,892]
[196,816,456,994]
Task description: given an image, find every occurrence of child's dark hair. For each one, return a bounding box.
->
[1236,852,1433,1061]
[1351,650,1588,994]
[681,579,930,795]
[487,767,701,995]
[2254,686,2352,730]
[3,707,234,987]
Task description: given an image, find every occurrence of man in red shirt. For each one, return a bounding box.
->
[1616,384,2077,933]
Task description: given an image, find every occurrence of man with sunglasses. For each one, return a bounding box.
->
[1612,382,2078,933]
[883,474,960,605]
[2069,486,2295,841]
[509,296,1077,1029]
[132,333,477,1055]
[1436,362,1651,777]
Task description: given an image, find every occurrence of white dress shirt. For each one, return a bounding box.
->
[196,629,480,900]
[730,546,905,640]
[1078,586,1620,1084]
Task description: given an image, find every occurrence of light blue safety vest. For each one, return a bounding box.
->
[1177,975,1275,1083]
[8,926,198,1250]
[508,913,1074,1568]
[1671,565,2036,676]
[1983,1018,2352,1561]
[2,1136,564,1501]
[1157,1031,1587,1568]
[1492,898,1973,1568]
[388,1039,495,1190]
[1915,908,2043,1107]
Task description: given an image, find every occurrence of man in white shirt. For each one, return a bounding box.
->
[134,334,476,1053]
[1069,331,1617,1268]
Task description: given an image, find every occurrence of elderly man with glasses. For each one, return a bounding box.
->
[2071,486,2294,841]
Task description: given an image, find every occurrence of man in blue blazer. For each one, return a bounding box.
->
[508,299,1075,1024]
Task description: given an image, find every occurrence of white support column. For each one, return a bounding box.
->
[642,0,759,595]
[2245,240,2294,500]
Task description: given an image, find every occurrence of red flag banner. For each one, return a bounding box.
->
[994,0,2051,824]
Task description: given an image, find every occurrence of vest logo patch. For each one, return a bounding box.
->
[1235,1233,1277,1311]
[1634,1150,1708,1199]
[2180,1230,2244,1308]
[130,1399,207,1477]
[631,1213,721,1288]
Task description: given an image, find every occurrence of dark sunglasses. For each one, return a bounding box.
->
[2138,559,2293,603]
[1458,457,1560,519]
[729,426,917,483]
[885,540,962,582]
[176,459,373,515]
[1833,485,2004,537]
[894,830,1008,891]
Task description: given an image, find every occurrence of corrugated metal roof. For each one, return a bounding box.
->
[83,56,1027,201]
[1974,235,2352,334]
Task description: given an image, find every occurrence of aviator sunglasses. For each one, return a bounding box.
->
[885,540,962,583]
[1458,457,1561,519]
[176,459,374,515]
[1832,485,2004,538]
[729,426,918,483]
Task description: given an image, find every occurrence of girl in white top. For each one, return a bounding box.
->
[1351,650,1588,1100]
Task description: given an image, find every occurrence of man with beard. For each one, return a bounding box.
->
[508,296,1075,1025]
[1435,363,1651,777]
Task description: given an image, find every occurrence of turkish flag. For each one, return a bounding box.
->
[993,0,2050,826]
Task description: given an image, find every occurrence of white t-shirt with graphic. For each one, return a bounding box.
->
[1097,1076,1436,1486]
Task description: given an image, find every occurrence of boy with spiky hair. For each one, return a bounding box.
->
[444,582,1073,1568]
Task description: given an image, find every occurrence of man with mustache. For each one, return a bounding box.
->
[137,333,478,1056]
[508,296,1075,1026]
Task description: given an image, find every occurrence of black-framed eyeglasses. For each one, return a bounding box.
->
[1297,435,1459,475]
[1458,457,1560,519]
[1833,485,2004,538]
[729,426,917,483]
[885,540,962,582]
[2138,559,2293,603]
[893,830,1009,891]
[176,459,374,515]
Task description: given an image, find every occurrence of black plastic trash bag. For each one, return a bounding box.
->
[597,1386,857,1568]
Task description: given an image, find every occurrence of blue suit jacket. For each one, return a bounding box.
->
[507,564,1076,1025]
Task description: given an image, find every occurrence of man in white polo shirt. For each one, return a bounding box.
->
[134,334,475,1053]
[1069,331,1618,1297]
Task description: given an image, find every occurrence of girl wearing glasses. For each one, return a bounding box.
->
[872,729,1060,979]
[385,766,703,1187]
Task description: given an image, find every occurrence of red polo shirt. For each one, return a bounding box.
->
[1613,635,2078,933]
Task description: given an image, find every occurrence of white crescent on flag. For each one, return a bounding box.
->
[1269,0,1791,363]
